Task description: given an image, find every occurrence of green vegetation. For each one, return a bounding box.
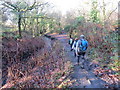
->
[1,0,118,74]
[90,0,100,23]
[1,0,119,89]
[1,0,62,38]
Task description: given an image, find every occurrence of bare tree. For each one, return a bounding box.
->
[2,0,48,38]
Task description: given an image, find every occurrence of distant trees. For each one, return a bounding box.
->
[1,0,64,38]
[90,0,100,23]
[2,0,49,38]
[1,0,118,38]
[49,11,63,33]
[0,4,8,24]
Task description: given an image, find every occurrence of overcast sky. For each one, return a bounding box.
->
[45,0,119,15]
[2,0,119,15]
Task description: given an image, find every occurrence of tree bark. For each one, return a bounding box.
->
[36,18,39,36]
[18,12,22,38]
[102,0,106,26]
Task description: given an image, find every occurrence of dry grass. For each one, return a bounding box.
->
[1,36,71,88]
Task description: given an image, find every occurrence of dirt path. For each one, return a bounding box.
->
[49,33,107,88]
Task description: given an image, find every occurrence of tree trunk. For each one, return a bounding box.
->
[18,13,22,38]
[103,0,106,26]
[36,18,39,36]
[23,18,26,31]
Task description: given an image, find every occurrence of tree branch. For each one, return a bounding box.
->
[26,1,36,11]
[2,0,49,13]
[107,7,117,20]
[2,3,14,10]
[3,1,19,11]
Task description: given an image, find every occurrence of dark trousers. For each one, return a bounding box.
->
[70,43,74,51]
[74,50,76,57]
[77,51,85,64]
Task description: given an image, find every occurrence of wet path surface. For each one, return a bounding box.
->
[49,33,107,88]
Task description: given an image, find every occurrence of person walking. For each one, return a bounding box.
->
[75,35,88,65]
[72,38,78,57]
[69,37,74,51]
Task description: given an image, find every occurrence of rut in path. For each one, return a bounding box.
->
[49,33,107,88]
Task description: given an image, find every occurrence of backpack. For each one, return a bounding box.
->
[79,39,88,51]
